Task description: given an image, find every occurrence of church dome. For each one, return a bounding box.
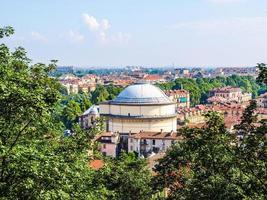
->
[112,83,172,104]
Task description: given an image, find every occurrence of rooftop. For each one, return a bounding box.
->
[82,105,99,115]
[110,83,173,104]
[129,131,182,140]
[88,159,104,170]
[211,86,242,93]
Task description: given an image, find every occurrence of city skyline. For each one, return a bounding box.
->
[1,0,267,67]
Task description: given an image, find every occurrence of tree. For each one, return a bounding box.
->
[233,101,267,198]
[0,27,103,199]
[153,112,242,199]
[153,72,267,199]
[106,84,123,100]
[157,74,265,104]
[257,63,267,85]
[91,85,109,104]
[61,100,82,129]
[94,152,153,200]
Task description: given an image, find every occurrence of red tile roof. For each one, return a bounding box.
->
[88,159,104,170]
[165,89,189,96]
[129,131,182,140]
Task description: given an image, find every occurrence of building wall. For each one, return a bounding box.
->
[100,143,117,157]
[108,117,177,133]
[241,93,252,102]
[214,91,241,101]
[258,113,267,121]
[79,114,99,129]
[128,138,174,155]
[100,104,175,117]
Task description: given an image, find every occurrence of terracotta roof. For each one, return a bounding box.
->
[165,89,189,96]
[143,74,163,81]
[256,108,267,114]
[93,132,114,142]
[99,132,114,137]
[129,131,182,140]
[88,159,104,170]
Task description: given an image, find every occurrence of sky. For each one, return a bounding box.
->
[1,0,267,67]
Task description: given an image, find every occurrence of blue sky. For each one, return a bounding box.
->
[1,0,267,67]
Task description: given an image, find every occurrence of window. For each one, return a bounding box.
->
[103,144,106,149]
[130,138,133,143]
[130,146,133,151]
[152,139,156,145]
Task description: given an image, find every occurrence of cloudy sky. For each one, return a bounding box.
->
[1,0,267,67]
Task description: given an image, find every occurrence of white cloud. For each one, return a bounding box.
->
[82,13,131,45]
[31,31,48,42]
[112,32,131,45]
[69,30,85,43]
[98,31,107,43]
[83,14,100,31]
[101,19,110,30]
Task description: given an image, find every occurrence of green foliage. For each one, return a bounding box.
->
[106,84,123,100]
[0,27,95,199]
[0,27,153,199]
[91,85,109,104]
[157,75,263,105]
[59,92,92,129]
[90,84,122,104]
[94,152,153,200]
[153,112,239,199]
[0,26,14,38]
[257,63,267,85]
[233,101,267,198]
[61,100,82,129]
[154,109,267,199]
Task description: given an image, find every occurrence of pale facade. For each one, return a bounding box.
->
[95,132,120,157]
[63,83,79,94]
[79,105,99,129]
[257,93,267,108]
[99,83,178,156]
[128,131,181,157]
[208,86,252,104]
[165,89,190,108]
[99,83,177,134]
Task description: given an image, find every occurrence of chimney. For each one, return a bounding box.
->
[160,129,163,133]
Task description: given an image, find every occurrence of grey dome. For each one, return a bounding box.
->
[112,83,172,104]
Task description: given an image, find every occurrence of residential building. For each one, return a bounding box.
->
[165,89,190,108]
[95,132,120,157]
[128,130,182,157]
[207,86,252,104]
[62,83,79,94]
[257,93,267,108]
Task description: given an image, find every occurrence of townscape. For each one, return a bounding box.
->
[58,66,267,159]
[1,1,267,199]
